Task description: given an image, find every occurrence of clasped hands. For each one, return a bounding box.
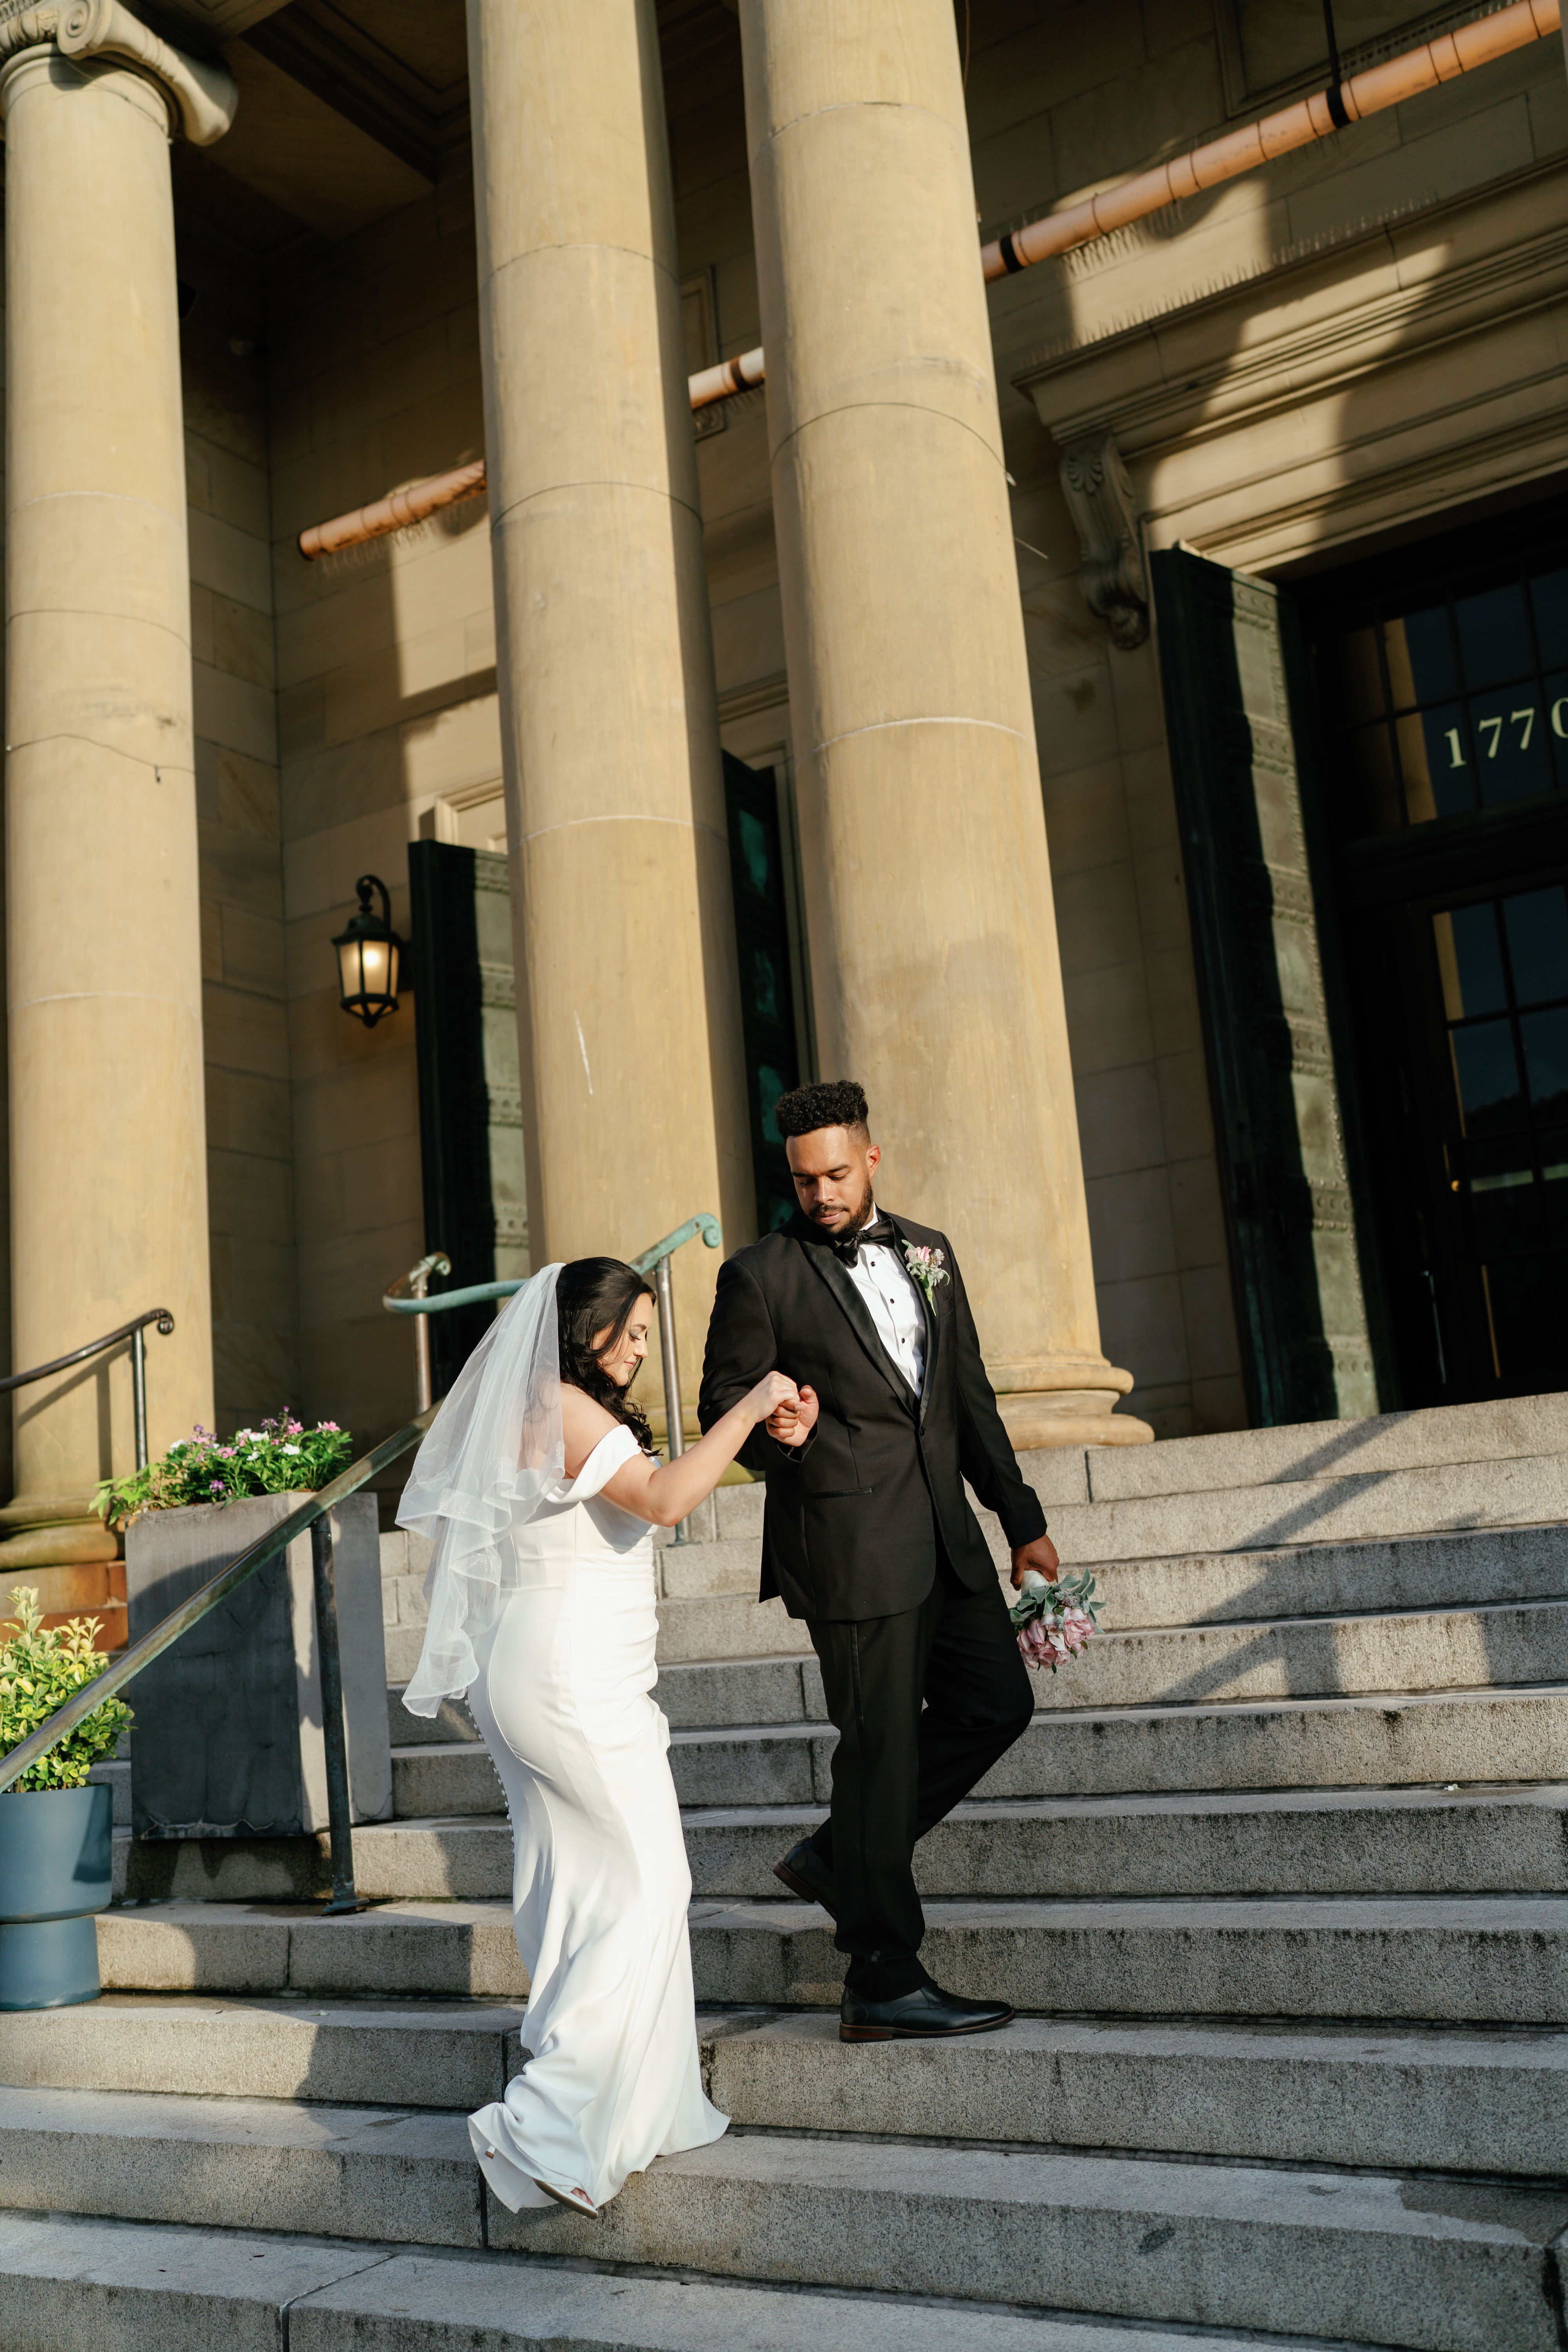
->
[763,1382,820,1447]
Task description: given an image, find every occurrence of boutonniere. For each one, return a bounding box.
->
[901,1242,948,1304]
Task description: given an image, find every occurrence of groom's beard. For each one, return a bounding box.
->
[807,1176,874,1235]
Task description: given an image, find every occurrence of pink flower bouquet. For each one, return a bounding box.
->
[1009,1566,1101,1673]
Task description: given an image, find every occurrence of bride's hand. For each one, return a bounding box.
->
[744,1370,800,1426]
[765,1383,818,1444]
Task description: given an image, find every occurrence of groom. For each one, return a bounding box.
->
[697,1079,1058,2041]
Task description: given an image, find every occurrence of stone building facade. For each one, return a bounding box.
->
[2,0,1566,1526]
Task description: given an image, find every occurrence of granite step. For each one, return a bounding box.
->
[1070,1522,1568,1632]
[96,1899,529,2001]
[655,1593,801,1666]
[388,1662,821,1743]
[0,2085,1560,2345]
[392,1682,1568,1818]
[388,1593,809,1684]
[386,1691,479,1748]
[1031,1448,1568,1570]
[118,1782,1568,1907]
[389,1524,1568,1687]
[1014,1393,1568,1507]
[655,1534,760,1598]
[1027,1598,1568,1712]
[690,1891,1568,2023]
[0,1993,526,2112]
[393,1578,1568,1686]
[94,1892,1568,2023]
[5,1995,1565,2180]
[677,1785,1568,1905]
[0,2212,1336,2352]
[703,2007,1568,2177]
[660,1686,1568,1806]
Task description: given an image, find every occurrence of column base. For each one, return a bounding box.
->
[991,1363,1154,1450]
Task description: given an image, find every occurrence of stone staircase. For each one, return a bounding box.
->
[0,1494,125,1649]
[3,1393,1568,2346]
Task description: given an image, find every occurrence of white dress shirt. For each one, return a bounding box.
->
[846,1204,926,1394]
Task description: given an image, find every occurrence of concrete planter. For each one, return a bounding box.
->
[125,1492,392,1840]
[0,1781,113,2008]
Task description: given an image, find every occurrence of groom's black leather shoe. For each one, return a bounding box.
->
[839,1981,1014,2041]
[773,1839,839,1918]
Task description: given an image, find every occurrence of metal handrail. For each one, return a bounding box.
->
[379,1216,723,1321]
[0,1308,175,1471]
[0,1405,439,1916]
[384,1252,450,1412]
[0,1222,723,1876]
[383,1213,722,1537]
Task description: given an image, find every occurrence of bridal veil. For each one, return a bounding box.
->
[397,1261,565,1715]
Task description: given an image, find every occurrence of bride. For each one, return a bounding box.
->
[397,1256,800,2219]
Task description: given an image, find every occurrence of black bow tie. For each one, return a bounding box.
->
[831,1216,897,1268]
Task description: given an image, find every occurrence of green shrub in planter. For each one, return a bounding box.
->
[0,1587,128,2009]
[0,1586,131,1790]
[97,1408,352,1526]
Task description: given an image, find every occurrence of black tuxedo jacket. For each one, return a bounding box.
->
[697,1210,1047,1621]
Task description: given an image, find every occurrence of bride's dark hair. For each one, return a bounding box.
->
[556,1258,657,1455]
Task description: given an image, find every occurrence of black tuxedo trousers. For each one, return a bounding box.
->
[807,1550,1034,1996]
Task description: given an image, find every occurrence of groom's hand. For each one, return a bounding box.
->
[1010,1533,1060,1589]
[765,1383,820,1446]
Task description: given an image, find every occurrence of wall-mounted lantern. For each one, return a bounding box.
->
[333,874,405,1028]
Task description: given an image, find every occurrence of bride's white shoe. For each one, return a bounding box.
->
[534,2178,599,2218]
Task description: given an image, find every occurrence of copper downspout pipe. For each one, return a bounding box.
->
[688,343,767,410]
[296,353,767,558]
[981,0,1561,278]
[298,0,1560,559]
[298,457,489,561]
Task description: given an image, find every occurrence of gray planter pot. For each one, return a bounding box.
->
[125,1491,392,1839]
[0,1781,113,2009]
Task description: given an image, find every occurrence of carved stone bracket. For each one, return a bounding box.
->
[0,0,237,142]
[1058,428,1150,651]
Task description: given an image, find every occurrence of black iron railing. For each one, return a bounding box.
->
[388,1214,724,1505]
[384,1213,721,1537]
[0,1309,175,1470]
[0,1407,437,1911]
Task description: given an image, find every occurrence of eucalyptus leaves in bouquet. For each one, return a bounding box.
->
[0,1586,131,1791]
[96,1410,353,1527]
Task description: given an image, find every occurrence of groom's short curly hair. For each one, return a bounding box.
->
[774,1078,869,1141]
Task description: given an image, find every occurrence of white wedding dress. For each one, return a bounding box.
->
[463,1421,728,2212]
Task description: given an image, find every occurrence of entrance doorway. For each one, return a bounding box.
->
[1298,504,1568,1406]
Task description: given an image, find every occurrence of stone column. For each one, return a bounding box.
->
[738,0,1149,1446]
[2,9,236,1498]
[466,0,753,1403]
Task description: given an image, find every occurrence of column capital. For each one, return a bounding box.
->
[0,0,236,143]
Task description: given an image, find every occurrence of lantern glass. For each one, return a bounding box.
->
[332,875,405,1028]
[361,937,394,996]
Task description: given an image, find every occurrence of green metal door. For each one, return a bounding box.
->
[1151,548,1378,1424]
[407,840,527,1397]
[722,751,803,1234]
